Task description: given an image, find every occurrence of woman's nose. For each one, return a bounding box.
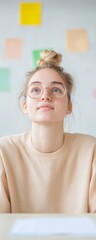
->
[40,89,52,101]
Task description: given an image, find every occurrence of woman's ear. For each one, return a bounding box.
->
[22,101,28,114]
[67,102,72,114]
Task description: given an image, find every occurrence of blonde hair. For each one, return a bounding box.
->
[37,50,62,66]
[19,50,74,105]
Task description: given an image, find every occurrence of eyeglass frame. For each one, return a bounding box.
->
[27,82,68,99]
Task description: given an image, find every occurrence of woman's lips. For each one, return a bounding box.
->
[37,105,54,110]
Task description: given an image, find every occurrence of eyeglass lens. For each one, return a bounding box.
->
[28,83,66,98]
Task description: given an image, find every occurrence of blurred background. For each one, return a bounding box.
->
[0,0,96,137]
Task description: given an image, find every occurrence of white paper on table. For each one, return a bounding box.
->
[10,216,96,237]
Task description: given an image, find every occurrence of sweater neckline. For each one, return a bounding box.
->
[27,131,68,159]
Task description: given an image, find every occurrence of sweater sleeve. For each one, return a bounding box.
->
[0,152,11,213]
[89,145,96,213]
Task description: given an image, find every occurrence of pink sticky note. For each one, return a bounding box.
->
[3,38,24,59]
[93,89,96,98]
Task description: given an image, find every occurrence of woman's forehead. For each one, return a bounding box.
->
[28,68,65,85]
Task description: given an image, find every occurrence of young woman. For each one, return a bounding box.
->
[0,50,96,213]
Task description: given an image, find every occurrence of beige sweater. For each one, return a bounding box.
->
[0,131,96,213]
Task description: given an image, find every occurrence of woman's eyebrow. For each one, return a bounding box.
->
[30,81,41,84]
[51,81,64,85]
[30,81,64,85]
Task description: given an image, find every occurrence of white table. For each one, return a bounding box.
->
[0,214,96,240]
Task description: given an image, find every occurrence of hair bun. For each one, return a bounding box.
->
[37,50,62,66]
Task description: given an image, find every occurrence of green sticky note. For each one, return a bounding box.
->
[0,68,11,91]
[32,48,53,68]
[32,49,44,68]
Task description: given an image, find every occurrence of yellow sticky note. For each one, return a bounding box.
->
[66,29,89,52]
[20,2,41,25]
[3,38,24,59]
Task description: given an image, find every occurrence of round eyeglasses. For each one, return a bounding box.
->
[27,83,67,99]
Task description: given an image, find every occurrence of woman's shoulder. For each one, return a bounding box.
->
[65,132,96,147]
[0,131,31,149]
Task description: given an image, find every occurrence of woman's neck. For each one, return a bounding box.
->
[31,122,64,153]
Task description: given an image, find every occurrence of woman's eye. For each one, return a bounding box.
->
[31,87,41,93]
[52,87,61,93]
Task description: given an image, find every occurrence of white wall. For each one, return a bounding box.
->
[0,0,96,137]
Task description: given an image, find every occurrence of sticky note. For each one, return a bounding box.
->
[19,2,41,25]
[93,89,96,98]
[32,48,53,68]
[32,49,44,68]
[3,38,23,59]
[66,29,89,52]
[0,68,11,91]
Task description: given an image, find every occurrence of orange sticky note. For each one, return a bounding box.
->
[66,29,89,52]
[19,2,41,25]
[3,38,24,59]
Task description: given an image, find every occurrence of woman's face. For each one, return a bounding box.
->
[23,68,72,124]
